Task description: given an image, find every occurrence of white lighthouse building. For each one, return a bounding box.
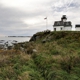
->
[53,15,72,31]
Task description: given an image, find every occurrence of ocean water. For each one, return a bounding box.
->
[0,36,31,43]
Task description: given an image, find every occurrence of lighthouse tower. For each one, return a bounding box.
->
[61,15,67,22]
[53,15,72,31]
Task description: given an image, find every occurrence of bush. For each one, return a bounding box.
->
[51,49,60,55]
[46,70,69,80]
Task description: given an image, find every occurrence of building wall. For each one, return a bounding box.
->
[53,26,72,31]
[63,26,72,31]
[76,27,80,31]
[53,26,63,31]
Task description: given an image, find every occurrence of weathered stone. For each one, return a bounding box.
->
[33,49,37,53]
[42,39,46,43]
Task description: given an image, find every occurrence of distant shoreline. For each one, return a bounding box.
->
[8,36,31,37]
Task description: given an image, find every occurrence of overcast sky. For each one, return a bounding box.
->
[0,0,80,36]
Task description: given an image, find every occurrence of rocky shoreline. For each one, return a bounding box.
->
[0,40,18,50]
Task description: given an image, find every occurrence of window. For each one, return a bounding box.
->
[61,28,62,30]
[54,28,56,31]
[66,22,69,26]
[57,22,60,25]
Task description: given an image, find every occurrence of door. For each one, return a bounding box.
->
[54,28,56,31]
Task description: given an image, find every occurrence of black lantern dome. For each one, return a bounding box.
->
[61,15,67,22]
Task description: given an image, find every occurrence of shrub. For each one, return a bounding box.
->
[51,49,60,55]
[46,70,69,80]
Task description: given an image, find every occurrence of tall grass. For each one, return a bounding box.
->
[0,31,80,80]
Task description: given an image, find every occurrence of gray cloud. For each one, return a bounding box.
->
[0,5,45,36]
[0,6,28,33]
[0,2,52,36]
[0,0,80,36]
[51,1,80,12]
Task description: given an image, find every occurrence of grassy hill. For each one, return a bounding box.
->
[0,31,80,80]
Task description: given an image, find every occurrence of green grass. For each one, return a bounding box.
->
[0,31,80,80]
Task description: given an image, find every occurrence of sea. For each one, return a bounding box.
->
[0,36,31,43]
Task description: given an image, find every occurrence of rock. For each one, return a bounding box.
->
[44,29,51,34]
[33,49,37,52]
[42,39,46,43]
[7,46,13,50]
[27,49,33,54]
[29,34,37,41]
[29,30,51,42]
[20,47,25,52]
[0,44,4,49]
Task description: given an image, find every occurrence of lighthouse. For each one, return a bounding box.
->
[53,15,72,31]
